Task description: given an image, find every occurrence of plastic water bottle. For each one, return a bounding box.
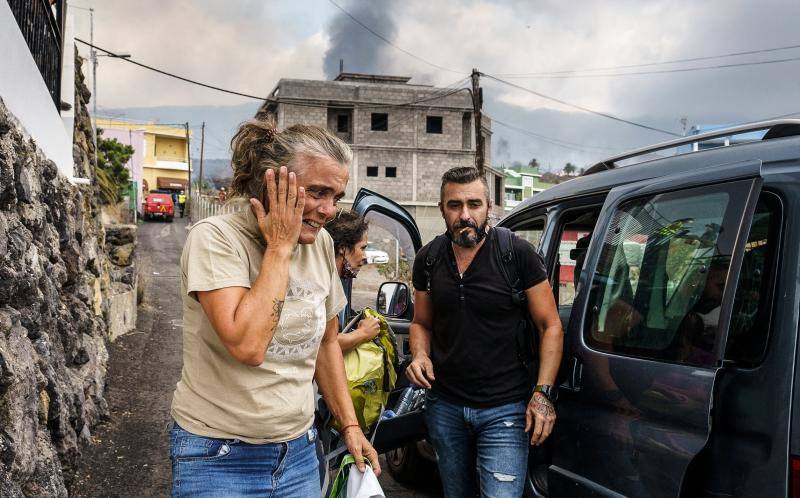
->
[395,386,417,414]
[380,409,396,420]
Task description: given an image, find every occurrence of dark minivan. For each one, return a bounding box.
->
[347,119,800,497]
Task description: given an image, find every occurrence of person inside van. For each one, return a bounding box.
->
[674,260,728,365]
[324,211,381,352]
[571,233,592,291]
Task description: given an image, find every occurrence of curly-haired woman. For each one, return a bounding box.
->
[170,119,379,497]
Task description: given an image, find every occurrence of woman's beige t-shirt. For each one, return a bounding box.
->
[171,208,346,443]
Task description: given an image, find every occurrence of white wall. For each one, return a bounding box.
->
[0,1,75,178]
[60,5,76,142]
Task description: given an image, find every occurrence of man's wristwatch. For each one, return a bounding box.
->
[533,384,558,403]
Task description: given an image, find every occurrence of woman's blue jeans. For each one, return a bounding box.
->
[424,393,529,497]
[169,422,320,497]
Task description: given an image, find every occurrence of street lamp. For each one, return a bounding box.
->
[71,5,130,168]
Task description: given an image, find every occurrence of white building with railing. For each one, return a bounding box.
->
[1,0,79,181]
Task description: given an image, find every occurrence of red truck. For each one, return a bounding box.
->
[142,193,174,222]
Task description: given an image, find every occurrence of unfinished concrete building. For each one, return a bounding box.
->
[258,73,503,242]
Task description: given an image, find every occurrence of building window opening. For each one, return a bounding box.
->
[337,114,349,133]
[371,113,389,131]
[386,167,397,178]
[426,116,443,134]
[328,109,353,143]
[367,166,379,177]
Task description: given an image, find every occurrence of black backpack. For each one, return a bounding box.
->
[422,227,537,372]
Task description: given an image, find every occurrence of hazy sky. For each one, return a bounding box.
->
[74,0,800,169]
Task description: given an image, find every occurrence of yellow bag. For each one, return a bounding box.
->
[335,308,399,432]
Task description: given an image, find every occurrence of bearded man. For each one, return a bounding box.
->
[406,166,563,497]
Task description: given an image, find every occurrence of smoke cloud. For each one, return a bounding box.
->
[323,1,398,79]
[495,137,511,166]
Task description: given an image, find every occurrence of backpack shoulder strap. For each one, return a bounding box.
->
[494,228,538,370]
[493,227,527,307]
[424,234,449,294]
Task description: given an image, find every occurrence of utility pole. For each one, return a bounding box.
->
[88,7,97,170]
[184,122,191,210]
[199,122,205,202]
[74,6,130,171]
[471,68,484,175]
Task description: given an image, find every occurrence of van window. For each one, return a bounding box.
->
[554,209,600,307]
[513,218,545,250]
[725,193,781,366]
[585,181,751,366]
[349,211,417,311]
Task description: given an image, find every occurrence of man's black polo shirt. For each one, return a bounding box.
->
[411,228,548,408]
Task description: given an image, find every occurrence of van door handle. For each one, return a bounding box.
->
[562,356,582,392]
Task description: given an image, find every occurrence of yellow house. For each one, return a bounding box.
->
[96,118,192,200]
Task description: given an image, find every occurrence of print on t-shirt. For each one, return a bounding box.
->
[266,276,327,361]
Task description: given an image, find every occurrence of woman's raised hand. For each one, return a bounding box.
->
[249,166,305,255]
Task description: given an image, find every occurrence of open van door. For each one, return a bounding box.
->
[348,188,425,455]
[547,161,763,497]
[349,188,422,344]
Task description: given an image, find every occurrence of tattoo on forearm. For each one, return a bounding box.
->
[270,298,285,334]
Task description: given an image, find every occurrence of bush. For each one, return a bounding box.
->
[96,130,134,204]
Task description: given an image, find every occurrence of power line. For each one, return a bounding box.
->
[496,42,800,77]
[326,0,465,75]
[80,37,466,110]
[482,73,681,137]
[374,79,473,130]
[491,118,618,153]
[499,55,800,80]
[190,126,232,153]
[94,114,190,128]
[76,38,266,100]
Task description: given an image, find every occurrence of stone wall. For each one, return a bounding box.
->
[103,224,137,342]
[415,151,478,202]
[0,52,119,496]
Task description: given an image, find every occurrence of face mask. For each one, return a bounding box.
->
[341,258,359,279]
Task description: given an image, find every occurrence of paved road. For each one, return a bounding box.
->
[71,217,187,497]
[71,215,440,497]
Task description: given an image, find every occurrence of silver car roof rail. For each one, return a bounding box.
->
[583,119,800,176]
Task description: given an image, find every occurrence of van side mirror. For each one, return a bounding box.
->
[377,282,410,317]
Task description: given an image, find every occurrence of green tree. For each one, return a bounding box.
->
[528,158,540,169]
[96,130,134,205]
[563,162,577,176]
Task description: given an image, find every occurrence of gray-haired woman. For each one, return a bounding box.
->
[169,119,380,497]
